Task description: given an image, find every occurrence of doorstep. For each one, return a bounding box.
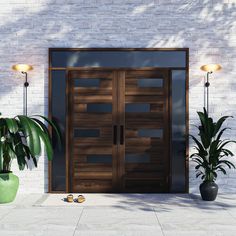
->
[34,193,199,207]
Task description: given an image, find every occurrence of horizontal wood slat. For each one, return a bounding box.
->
[125,70,167,78]
[124,179,167,193]
[73,163,112,172]
[74,146,112,154]
[150,104,164,112]
[73,138,112,145]
[73,123,111,128]
[125,172,166,179]
[125,164,165,171]
[125,88,164,95]
[74,172,112,179]
[73,113,112,119]
[126,112,164,119]
[125,122,163,129]
[125,95,165,103]
[73,95,112,103]
[69,71,114,78]
[125,138,163,146]
[74,87,112,95]
[125,146,164,153]
[73,180,113,193]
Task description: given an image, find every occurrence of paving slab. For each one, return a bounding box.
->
[163,231,236,236]
[76,207,160,231]
[0,229,75,236]
[0,207,83,235]
[0,193,236,235]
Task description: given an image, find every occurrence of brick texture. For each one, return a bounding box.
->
[0,0,235,193]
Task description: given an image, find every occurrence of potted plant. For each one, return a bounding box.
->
[190,108,235,201]
[0,114,60,203]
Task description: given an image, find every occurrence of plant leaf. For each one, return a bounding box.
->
[32,115,61,146]
[0,141,3,172]
[213,116,232,136]
[17,116,41,156]
[216,128,230,141]
[34,125,53,161]
[5,118,18,134]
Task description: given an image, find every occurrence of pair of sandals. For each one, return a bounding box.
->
[66,194,85,203]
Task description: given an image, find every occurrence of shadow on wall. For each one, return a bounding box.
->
[0,1,234,114]
[0,0,235,192]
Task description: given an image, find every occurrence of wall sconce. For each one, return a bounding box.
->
[200,64,222,114]
[12,64,33,116]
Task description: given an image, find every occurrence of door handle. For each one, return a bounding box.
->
[113,125,117,145]
[120,125,124,145]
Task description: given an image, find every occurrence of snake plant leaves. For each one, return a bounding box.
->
[191,157,204,165]
[221,148,234,156]
[213,116,232,137]
[197,111,213,148]
[217,166,227,175]
[218,140,236,151]
[190,135,207,156]
[216,128,230,141]
[191,108,235,182]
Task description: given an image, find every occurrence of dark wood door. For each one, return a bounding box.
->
[119,69,170,192]
[67,69,118,192]
[67,68,170,193]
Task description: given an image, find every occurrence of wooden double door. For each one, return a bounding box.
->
[67,68,170,193]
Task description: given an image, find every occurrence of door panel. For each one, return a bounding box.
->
[120,70,170,193]
[67,68,170,193]
[67,70,118,192]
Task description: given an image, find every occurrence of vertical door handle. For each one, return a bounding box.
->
[120,125,124,145]
[113,125,117,145]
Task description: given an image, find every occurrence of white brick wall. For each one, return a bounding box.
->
[0,0,235,194]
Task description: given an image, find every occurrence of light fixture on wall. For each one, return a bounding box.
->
[12,64,33,116]
[200,63,222,114]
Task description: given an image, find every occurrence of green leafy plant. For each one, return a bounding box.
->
[0,113,60,173]
[190,108,235,182]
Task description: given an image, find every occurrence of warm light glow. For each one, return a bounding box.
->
[12,64,33,72]
[200,64,222,72]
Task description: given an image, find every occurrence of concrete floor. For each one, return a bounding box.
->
[0,194,236,236]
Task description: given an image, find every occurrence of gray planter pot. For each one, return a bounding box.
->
[200,182,218,201]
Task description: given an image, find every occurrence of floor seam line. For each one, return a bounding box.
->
[0,207,15,222]
[153,206,165,236]
[0,194,31,222]
[33,193,49,206]
[224,207,236,222]
[73,207,84,236]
